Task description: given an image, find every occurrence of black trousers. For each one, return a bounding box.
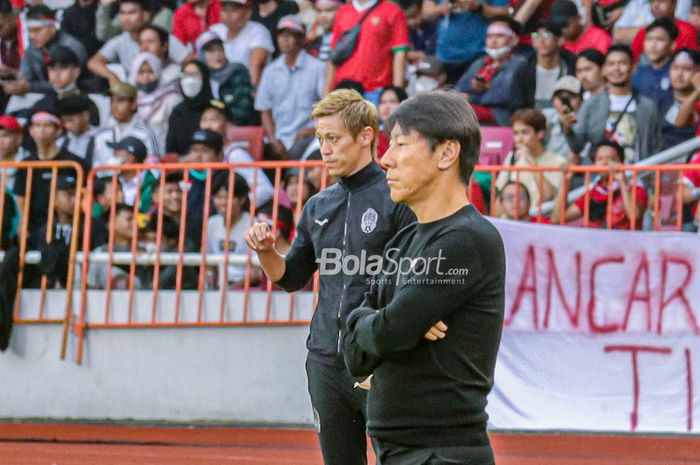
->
[375,440,495,465]
[305,355,370,465]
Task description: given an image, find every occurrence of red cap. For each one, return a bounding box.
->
[0,115,22,133]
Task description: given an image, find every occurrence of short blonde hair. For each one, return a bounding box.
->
[311,89,379,156]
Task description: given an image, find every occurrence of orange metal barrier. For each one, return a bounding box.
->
[473,164,698,232]
[74,161,326,363]
[4,159,691,363]
[0,160,84,359]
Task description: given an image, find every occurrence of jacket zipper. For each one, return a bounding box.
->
[336,190,352,355]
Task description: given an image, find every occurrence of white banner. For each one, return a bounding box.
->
[487,220,700,433]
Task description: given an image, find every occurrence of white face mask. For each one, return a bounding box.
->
[180,76,203,98]
[414,75,439,94]
[485,46,511,59]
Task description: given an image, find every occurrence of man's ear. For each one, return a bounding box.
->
[436,140,461,172]
[359,126,374,148]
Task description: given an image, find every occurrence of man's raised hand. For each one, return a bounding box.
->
[244,222,277,252]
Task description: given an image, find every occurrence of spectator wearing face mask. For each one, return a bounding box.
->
[166,59,214,155]
[456,16,527,125]
[30,45,101,127]
[406,55,447,96]
[129,51,183,153]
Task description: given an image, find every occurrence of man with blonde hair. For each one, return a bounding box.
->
[245,89,414,465]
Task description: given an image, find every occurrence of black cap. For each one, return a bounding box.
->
[56,94,93,116]
[26,4,56,20]
[550,0,579,24]
[0,0,13,14]
[57,174,77,191]
[190,129,223,152]
[108,136,148,163]
[47,45,80,67]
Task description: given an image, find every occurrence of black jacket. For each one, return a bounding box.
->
[510,49,576,112]
[276,161,415,365]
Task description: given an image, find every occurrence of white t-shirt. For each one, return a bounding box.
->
[206,212,251,283]
[535,66,561,108]
[209,21,274,69]
[606,94,638,163]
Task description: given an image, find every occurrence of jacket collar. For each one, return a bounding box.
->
[337,160,383,191]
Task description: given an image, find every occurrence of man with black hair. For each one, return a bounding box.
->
[92,82,162,167]
[207,171,261,287]
[565,45,662,163]
[632,18,678,106]
[628,0,698,60]
[7,5,87,96]
[552,139,648,229]
[139,23,181,84]
[111,135,157,213]
[56,94,101,163]
[15,109,88,248]
[550,0,611,55]
[343,91,505,465]
[88,0,190,86]
[575,48,606,99]
[31,45,101,127]
[511,20,576,111]
[87,203,143,289]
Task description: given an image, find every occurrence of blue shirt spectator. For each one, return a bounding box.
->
[424,0,510,82]
[255,16,325,154]
[632,61,673,107]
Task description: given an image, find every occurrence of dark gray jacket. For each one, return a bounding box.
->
[19,31,87,94]
[565,91,662,162]
[276,161,415,366]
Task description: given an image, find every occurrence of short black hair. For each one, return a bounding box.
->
[211,171,250,200]
[592,138,624,162]
[144,215,179,240]
[119,0,148,10]
[606,44,634,63]
[379,85,408,103]
[140,23,169,45]
[386,91,481,184]
[334,79,365,95]
[646,17,679,41]
[576,48,606,67]
[498,181,531,202]
[164,171,183,185]
[114,202,134,216]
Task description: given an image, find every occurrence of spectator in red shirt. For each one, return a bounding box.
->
[551,0,612,55]
[172,0,222,47]
[324,0,410,105]
[552,138,648,229]
[630,0,699,62]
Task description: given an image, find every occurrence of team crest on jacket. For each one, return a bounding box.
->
[361,208,378,233]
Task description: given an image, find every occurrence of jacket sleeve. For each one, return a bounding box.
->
[346,231,485,358]
[274,200,318,292]
[343,288,383,376]
[564,97,592,155]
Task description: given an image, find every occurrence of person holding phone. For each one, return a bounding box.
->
[542,75,585,163]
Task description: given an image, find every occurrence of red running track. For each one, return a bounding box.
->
[0,423,699,464]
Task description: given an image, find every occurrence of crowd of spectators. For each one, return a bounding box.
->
[0,0,699,291]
